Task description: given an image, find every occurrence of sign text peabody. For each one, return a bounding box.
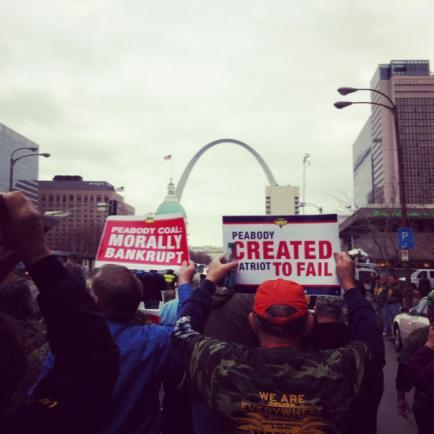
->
[223,215,341,295]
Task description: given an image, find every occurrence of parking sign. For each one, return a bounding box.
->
[397,227,414,249]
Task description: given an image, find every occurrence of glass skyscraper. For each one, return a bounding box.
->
[0,122,40,204]
[353,60,434,206]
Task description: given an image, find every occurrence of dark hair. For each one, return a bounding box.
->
[0,280,35,320]
[92,265,143,323]
[254,305,308,338]
[0,313,27,414]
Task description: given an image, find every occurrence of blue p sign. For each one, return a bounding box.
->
[397,227,414,249]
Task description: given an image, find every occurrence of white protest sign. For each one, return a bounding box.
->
[223,214,341,295]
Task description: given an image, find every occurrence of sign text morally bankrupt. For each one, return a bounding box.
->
[96,214,189,270]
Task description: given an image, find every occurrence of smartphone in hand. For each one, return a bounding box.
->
[222,242,237,288]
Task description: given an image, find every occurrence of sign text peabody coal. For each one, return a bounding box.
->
[96,214,189,271]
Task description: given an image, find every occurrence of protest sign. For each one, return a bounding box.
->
[141,309,160,324]
[95,213,189,271]
[223,214,341,295]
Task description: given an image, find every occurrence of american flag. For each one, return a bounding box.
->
[164,154,172,160]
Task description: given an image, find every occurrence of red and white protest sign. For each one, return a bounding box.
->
[141,309,160,324]
[95,214,189,271]
[223,214,341,295]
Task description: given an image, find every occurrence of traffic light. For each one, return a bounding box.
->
[109,200,118,215]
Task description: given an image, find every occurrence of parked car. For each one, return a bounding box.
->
[393,296,430,351]
[410,269,434,288]
[399,269,434,288]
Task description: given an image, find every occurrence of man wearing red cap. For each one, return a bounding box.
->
[172,252,384,433]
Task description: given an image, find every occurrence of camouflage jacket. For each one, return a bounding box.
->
[173,281,381,434]
[179,334,369,433]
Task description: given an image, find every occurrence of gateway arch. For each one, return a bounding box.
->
[175,138,278,200]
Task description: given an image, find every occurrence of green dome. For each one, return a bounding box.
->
[156,199,187,217]
[156,178,187,218]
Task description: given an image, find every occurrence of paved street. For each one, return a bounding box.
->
[378,337,418,434]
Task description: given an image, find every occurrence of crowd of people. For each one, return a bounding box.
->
[1,191,434,434]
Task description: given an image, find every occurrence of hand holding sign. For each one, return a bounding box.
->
[178,260,196,285]
[206,256,238,285]
[334,252,355,292]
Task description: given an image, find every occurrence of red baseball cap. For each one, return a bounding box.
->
[253,279,308,324]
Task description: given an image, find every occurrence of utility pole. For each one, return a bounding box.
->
[302,153,311,215]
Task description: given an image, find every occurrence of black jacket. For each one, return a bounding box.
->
[1,256,119,434]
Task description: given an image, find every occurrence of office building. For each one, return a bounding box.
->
[353,119,374,207]
[346,60,434,266]
[38,176,135,258]
[0,122,40,204]
[265,185,300,215]
[353,60,434,206]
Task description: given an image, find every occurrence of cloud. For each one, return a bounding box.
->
[0,0,433,244]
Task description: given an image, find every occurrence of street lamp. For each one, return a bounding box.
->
[334,86,410,279]
[44,203,109,217]
[300,202,323,214]
[302,153,311,215]
[11,146,38,159]
[9,152,50,191]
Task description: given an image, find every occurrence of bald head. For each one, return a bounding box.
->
[92,265,143,323]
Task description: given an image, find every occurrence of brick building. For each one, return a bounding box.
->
[38,176,134,258]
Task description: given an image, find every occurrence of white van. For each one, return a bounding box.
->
[410,269,434,287]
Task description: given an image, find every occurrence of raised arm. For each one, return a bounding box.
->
[0,192,119,433]
[177,256,237,332]
[335,252,385,366]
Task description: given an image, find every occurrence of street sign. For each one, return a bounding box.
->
[397,227,414,249]
[401,249,409,262]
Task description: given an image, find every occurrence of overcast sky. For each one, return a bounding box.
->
[1,0,433,245]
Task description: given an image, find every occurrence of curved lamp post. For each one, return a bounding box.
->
[44,203,109,217]
[300,202,323,214]
[302,153,311,215]
[9,152,50,191]
[334,87,410,279]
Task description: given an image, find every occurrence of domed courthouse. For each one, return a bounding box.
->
[156,179,187,219]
